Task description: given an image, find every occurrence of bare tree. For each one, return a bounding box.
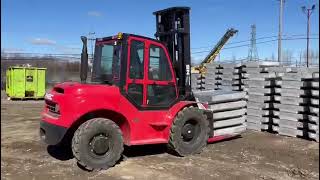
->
[300,49,317,66]
[282,49,293,65]
[311,49,319,66]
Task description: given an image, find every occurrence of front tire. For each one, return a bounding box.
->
[72,118,123,171]
[168,106,209,156]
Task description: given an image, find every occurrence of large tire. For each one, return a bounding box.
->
[72,118,123,171]
[168,106,209,156]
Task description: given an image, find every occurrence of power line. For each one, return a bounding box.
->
[191,37,319,54]
[4,37,317,56]
[2,36,319,57]
[192,39,277,54]
[191,35,278,50]
[191,36,319,54]
[190,33,319,50]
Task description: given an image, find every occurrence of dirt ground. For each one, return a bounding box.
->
[1,92,319,180]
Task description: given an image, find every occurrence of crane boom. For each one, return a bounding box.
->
[192,28,238,74]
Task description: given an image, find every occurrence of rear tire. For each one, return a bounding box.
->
[168,106,209,156]
[72,118,123,171]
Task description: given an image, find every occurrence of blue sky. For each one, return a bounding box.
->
[1,0,319,63]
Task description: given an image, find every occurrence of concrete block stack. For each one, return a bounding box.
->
[242,61,282,132]
[203,63,246,91]
[193,62,319,142]
[308,72,319,142]
[217,63,245,91]
[203,63,220,90]
[191,73,205,91]
[233,63,247,92]
[193,90,247,136]
[203,63,223,90]
[215,63,235,91]
[272,68,319,141]
[272,71,309,138]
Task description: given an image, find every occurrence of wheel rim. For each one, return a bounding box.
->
[89,134,110,156]
[181,120,200,142]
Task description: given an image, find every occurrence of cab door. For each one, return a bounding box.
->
[144,40,178,108]
[122,36,179,144]
[125,36,178,109]
[125,37,145,107]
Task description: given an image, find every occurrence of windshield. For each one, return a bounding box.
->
[92,40,121,84]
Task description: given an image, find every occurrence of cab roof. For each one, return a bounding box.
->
[96,33,163,44]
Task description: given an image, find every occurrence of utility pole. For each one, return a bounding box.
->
[302,4,316,67]
[278,0,284,64]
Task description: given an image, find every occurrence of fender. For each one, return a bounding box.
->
[161,101,198,140]
[166,101,198,124]
[74,98,120,123]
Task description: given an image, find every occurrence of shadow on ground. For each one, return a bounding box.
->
[46,135,242,162]
[208,135,242,144]
[47,145,74,161]
[123,144,168,158]
[46,142,168,171]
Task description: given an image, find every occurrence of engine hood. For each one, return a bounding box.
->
[51,82,119,96]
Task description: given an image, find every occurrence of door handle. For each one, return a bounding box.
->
[168,82,175,86]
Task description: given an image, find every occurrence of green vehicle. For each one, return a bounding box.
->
[6,66,46,99]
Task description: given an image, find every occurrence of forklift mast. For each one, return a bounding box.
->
[153,7,192,100]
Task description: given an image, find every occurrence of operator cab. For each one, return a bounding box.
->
[90,33,178,108]
[80,7,193,108]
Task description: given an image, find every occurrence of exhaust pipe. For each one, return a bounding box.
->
[80,36,88,83]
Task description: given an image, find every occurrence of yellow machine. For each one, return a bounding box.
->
[192,28,238,74]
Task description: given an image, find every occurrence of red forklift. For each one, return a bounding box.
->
[40,7,231,170]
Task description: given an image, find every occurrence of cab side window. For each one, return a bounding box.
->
[147,44,176,106]
[127,40,144,105]
[129,40,144,79]
[148,45,172,81]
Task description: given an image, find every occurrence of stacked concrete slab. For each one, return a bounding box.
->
[308,72,319,142]
[191,73,205,91]
[272,68,319,142]
[193,90,247,136]
[203,63,246,91]
[272,70,309,138]
[233,63,247,91]
[242,61,282,132]
[218,63,246,91]
[203,63,223,90]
